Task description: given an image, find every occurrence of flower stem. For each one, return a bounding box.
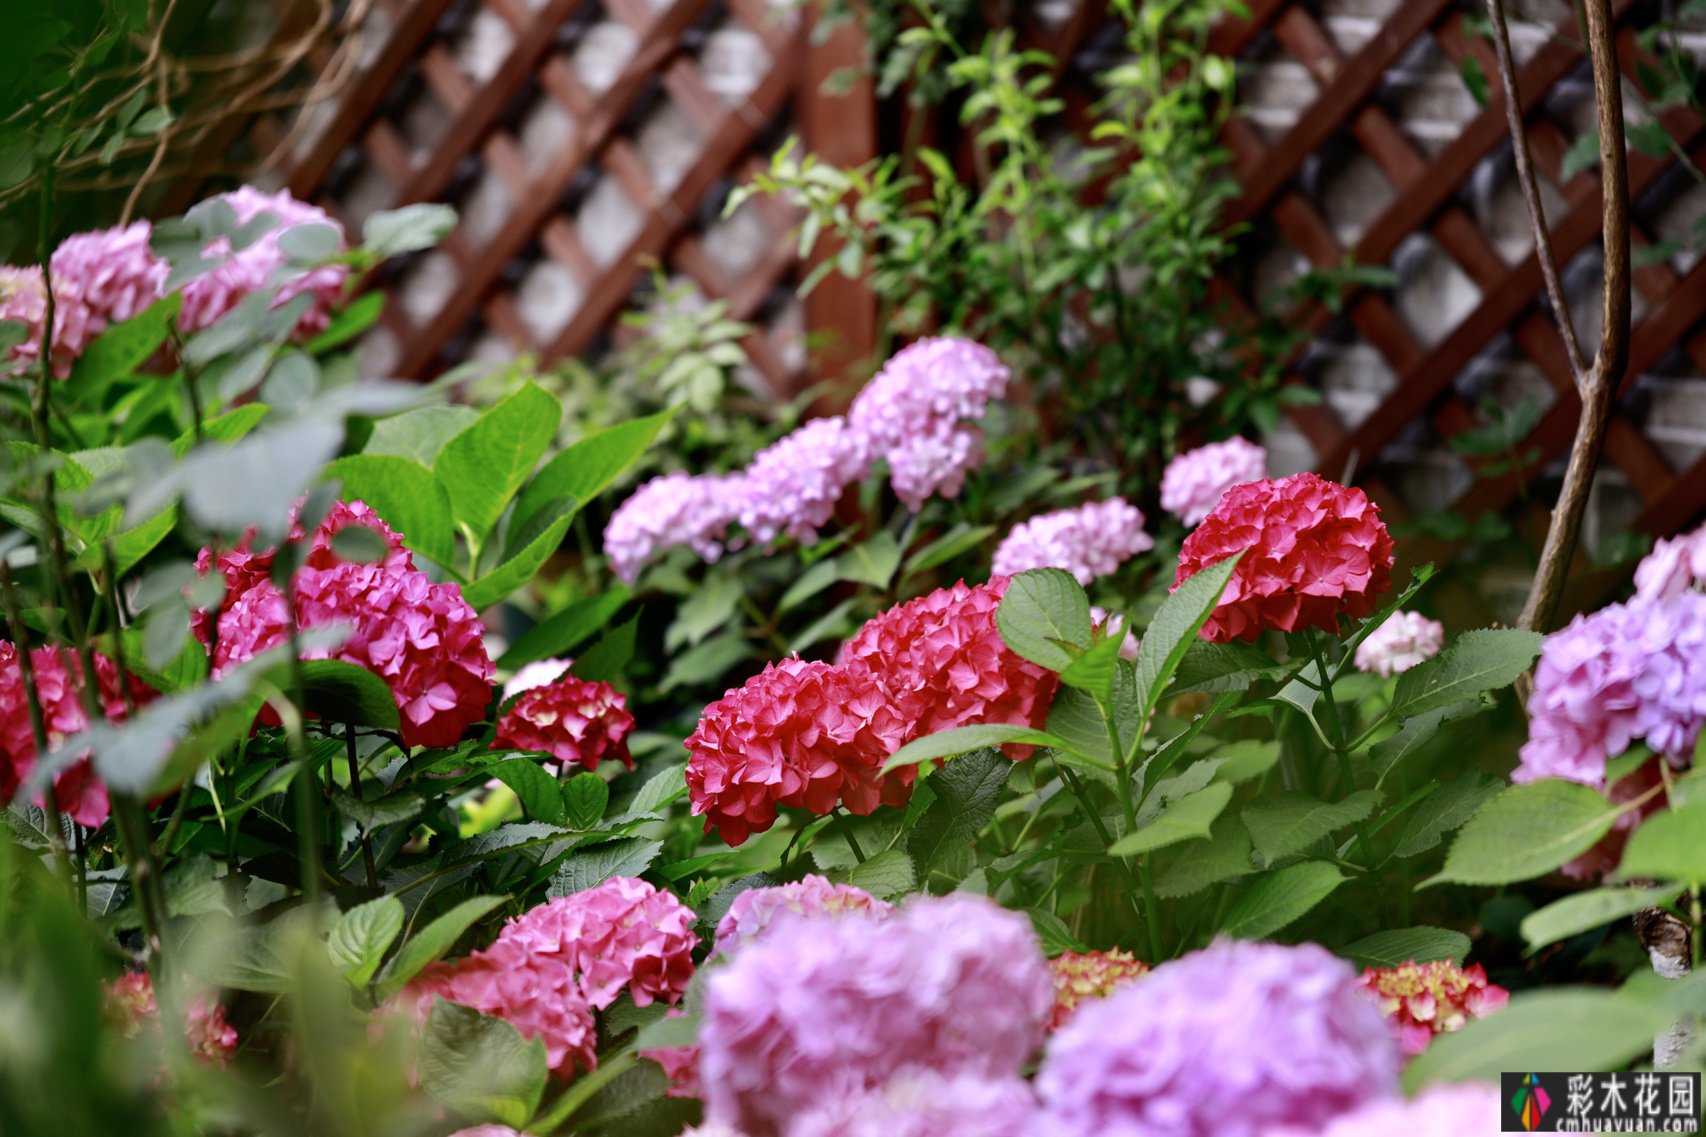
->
[346,722,379,892]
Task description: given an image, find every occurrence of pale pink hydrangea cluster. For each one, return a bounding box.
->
[178,186,349,337]
[604,472,746,584]
[503,657,572,699]
[790,1071,1039,1137]
[1353,610,1445,677]
[698,894,1053,1137]
[991,498,1153,585]
[1160,437,1267,526]
[1633,523,1706,601]
[1259,1082,1502,1137]
[738,416,870,545]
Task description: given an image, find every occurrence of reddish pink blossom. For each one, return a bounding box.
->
[496,877,697,1010]
[1357,959,1510,1056]
[493,675,634,773]
[840,576,1058,753]
[1175,473,1395,643]
[0,642,151,826]
[1048,949,1149,1031]
[104,971,239,1066]
[685,657,913,847]
[178,186,349,338]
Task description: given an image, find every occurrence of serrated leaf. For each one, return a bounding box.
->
[1136,554,1241,715]
[1154,815,1254,898]
[511,409,674,535]
[563,773,609,830]
[1338,926,1470,969]
[499,590,630,670]
[907,749,1010,889]
[1520,887,1677,953]
[548,837,663,896]
[489,759,567,826]
[1367,698,1488,785]
[882,724,1076,773]
[1220,861,1344,939]
[1390,628,1540,720]
[434,382,562,544]
[1615,804,1706,884]
[364,203,458,257]
[1395,772,1502,858]
[1028,908,1088,955]
[299,658,400,730]
[324,454,457,567]
[997,568,1092,672]
[1425,780,1624,886]
[1404,991,1667,1092]
[1171,639,1285,695]
[461,500,576,611]
[842,849,915,898]
[327,896,405,986]
[1109,782,1234,857]
[419,1001,547,1129]
[376,896,507,998]
[572,616,638,686]
[1241,790,1380,866]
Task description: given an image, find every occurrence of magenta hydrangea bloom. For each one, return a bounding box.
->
[1353,610,1444,678]
[496,877,696,1010]
[737,416,869,545]
[179,186,349,338]
[712,874,893,957]
[1517,594,1706,786]
[699,894,1053,1137]
[791,1072,1040,1137]
[0,266,46,375]
[604,472,745,584]
[1634,523,1706,602]
[46,222,168,376]
[992,499,1154,585]
[493,674,634,773]
[1031,940,1400,1137]
[1259,1082,1503,1137]
[849,337,1009,510]
[1160,437,1267,526]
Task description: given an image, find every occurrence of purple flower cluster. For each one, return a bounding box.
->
[604,337,1009,581]
[1518,592,1706,786]
[790,1071,1039,1137]
[1160,437,1267,526]
[1259,1082,1502,1137]
[992,498,1153,585]
[1635,522,1706,601]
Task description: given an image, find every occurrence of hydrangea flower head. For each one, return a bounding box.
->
[1032,939,1400,1137]
[604,472,745,584]
[1176,473,1395,643]
[738,416,869,545]
[0,266,46,375]
[493,674,634,773]
[699,894,1053,1137]
[992,499,1153,585]
[1259,1081,1502,1137]
[1160,438,1267,526]
[46,222,168,376]
[791,1071,1040,1137]
[1634,523,1706,602]
[104,971,239,1066]
[179,186,349,338]
[1358,959,1509,1055]
[685,657,912,846]
[1048,949,1149,1030]
[840,577,1057,750]
[0,642,151,826]
[402,940,596,1077]
[1353,610,1444,677]
[850,337,1009,510]
[496,876,696,1009]
[712,874,893,956]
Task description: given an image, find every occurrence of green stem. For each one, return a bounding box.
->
[835,811,867,864]
[346,722,379,892]
[1137,857,1163,962]
[279,580,323,916]
[1306,629,1381,881]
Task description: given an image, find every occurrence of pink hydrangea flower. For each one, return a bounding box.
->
[493,674,634,773]
[0,642,152,826]
[712,874,893,957]
[495,877,696,1010]
[45,222,169,376]
[699,894,1053,1137]
[447,1128,529,1137]
[1031,940,1400,1137]
[1634,523,1706,601]
[1353,610,1444,677]
[104,971,239,1066]
[685,657,913,846]
[849,337,1009,510]
[738,416,869,545]
[1358,960,1510,1056]
[1259,1082,1503,1137]
[503,657,572,699]
[0,265,46,375]
[1048,949,1149,1031]
[178,186,349,338]
[604,472,745,584]
[1160,438,1267,526]
[992,499,1153,585]
[403,939,597,1078]
[640,1010,705,1100]
[1175,473,1395,643]
[840,577,1058,753]
[791,1072,1040,1137]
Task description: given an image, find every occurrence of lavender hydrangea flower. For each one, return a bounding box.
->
[737,416,870,545]
[179,186,349,338]
[1352,610,1444,677]
[45,222,168,376]
[992,498,1153,585]
[1160,437,1267,527]
[1030,940,1399,1137]
[699,894,1053,1137]
[604,472,745,584]
[1634,524,1706,602]
[791,1071,1040,1137]
[1259,1082,1502,1137]
[849,337,1009,510]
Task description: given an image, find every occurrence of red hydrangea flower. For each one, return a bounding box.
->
[1175,473,1394,643]
[402,939,597,1078]
[104,971,238,1066]
[0,642,152,826]
[1357,959,1509,1056]
[492,675,634,773]
[840,576,1057,748]
[1048,949,1149,1030]
[496,877,696,1010]
[685,657,913,846]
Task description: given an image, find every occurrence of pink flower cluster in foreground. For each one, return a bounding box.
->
[1353,610,1444,677]
[104,971,239,1066]
[1260,1083,1502,1137]
[1160,437,1267,526]
[1176,473,1395,643]
[992,498,1153,585]
[197,499,493,749]
[400,877,694,1079]
[1358,959,1510,1056]
[1,188,347,378]
[0,642,153,827]
[493,673,633,773]
[687,577,1057,845]
[604,337,1007,582]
